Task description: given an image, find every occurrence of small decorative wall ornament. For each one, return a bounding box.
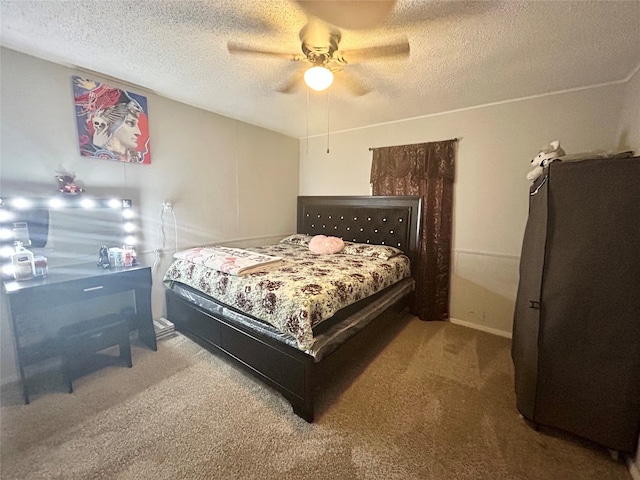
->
[72,75,152,164]
[55,171,85,195]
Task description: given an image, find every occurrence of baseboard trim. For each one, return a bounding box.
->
[449,317,512,339]
[628,457,640,480]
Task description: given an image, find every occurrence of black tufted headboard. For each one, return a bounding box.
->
[297,196,422,269]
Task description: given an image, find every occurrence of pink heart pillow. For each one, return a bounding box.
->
[308,235,345,255]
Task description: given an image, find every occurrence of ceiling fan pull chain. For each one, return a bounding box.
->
[306,87,310,154]
[326,89,331,154]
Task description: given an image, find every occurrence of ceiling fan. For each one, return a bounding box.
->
[227,17,410,96]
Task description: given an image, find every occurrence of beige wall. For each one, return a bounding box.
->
[0,48,299,383]
[617,66,640,152]
[299,82,627,337]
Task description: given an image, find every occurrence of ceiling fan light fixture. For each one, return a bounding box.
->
[304,66,334,91]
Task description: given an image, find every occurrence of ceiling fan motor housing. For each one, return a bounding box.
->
[300,22,341,66]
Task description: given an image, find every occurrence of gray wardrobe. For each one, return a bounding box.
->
[512,155,640,454]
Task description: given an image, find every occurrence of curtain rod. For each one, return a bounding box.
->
[368,138,459,151]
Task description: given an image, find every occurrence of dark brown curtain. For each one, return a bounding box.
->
[370,139,456,321]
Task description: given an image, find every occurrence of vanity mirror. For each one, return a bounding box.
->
[0,196,136,278]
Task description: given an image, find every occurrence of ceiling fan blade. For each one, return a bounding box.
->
[338,71,371,96]
[339,38,409,64]
[227,41,302,61]
[296,0,396,30]
[277,69,305,94]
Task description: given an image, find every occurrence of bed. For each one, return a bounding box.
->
[163,196,422,421]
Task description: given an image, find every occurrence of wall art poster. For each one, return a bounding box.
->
[72,75,151,164]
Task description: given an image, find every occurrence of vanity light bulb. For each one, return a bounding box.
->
[11,198,31,209]
[123,222,135,233]
[0,246,15,257]
[0,210,13,222]
[80,198,96,209]
[124,235,136,245]
[0,228,13,240]
[2,264,15,277]
[122,209,134,219]
[108,199,121,209]
[48,198,65,209]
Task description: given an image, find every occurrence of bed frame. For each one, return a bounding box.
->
[165,196,422,421]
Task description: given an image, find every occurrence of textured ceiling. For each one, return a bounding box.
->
[1,0,639,139]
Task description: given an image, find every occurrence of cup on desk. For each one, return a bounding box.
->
[108,247,124,267]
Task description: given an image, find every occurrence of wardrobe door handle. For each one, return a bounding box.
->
[529,300,540,310]
[83,286,104,292]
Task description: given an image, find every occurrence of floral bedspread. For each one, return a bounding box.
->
[163,241,411,351]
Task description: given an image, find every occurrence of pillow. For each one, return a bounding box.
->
[279,234,313,246]
[341,242,404,260]
[309,235,345,254]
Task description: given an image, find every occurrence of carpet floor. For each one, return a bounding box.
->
[0,314,631,479]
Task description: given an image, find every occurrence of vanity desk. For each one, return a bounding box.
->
[3,263,157,404]
[1,196,156,402]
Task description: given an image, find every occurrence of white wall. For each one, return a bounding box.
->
[0,48,299,383]
[299,82,627,337]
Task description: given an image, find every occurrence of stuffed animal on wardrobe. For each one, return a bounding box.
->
[527,140,566,181]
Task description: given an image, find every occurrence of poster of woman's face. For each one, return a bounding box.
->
[73,76,151,164]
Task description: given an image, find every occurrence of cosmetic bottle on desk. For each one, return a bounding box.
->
[123,245,134,267]
[11,242,35,280]
[33,255,48,277]
[97,246,111,268]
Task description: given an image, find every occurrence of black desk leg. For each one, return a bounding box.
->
[134,285,157,351]
[19,364,29,404]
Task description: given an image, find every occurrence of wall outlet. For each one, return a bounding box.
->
[162,201,173,212]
